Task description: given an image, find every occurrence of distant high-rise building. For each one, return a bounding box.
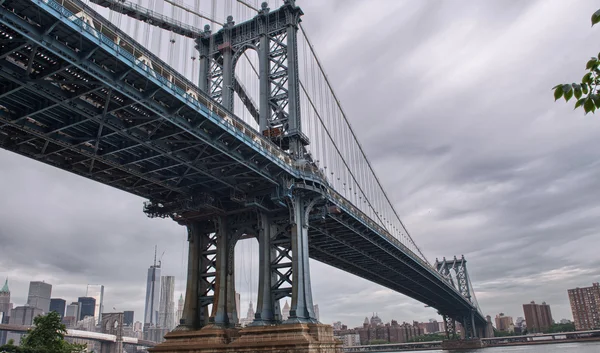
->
[65,302,81,322]
[134,321,143,333]
[247,301,255,320]
[144,251,161,328]
[77,297,96,321]
[27,281,52,313]
[523,301,553,333]
[313,304,320,321]
[49,298,66,319]
[176,294,184,325]
[494,313,514,332]
[281,300,290,321]
[568,282,600,330]
[239,301,255,327]
[86,284,104,325]
[0,279,10,323]
[235,292,241,322]
[124,311,134,326]
[370,313,383,326]
[158,276,175,330]
[10,306,43,325]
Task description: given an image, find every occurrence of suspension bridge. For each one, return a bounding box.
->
[0,0,489,350]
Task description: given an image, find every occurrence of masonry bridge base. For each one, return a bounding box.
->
[148,324,341,353]
[441,338,484,350]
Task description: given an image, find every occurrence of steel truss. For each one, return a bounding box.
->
[196,0,309,157]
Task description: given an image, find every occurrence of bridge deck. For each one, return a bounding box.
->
[0,0,484,325]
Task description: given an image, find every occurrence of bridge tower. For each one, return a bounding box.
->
[100,312,124,353]
[435,255,486,345]
[150,1,339,352]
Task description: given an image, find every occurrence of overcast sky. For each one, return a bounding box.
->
[2,0,600,329]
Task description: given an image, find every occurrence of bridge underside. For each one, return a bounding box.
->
[0,0,487,342]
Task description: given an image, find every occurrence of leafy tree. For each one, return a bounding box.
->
[0,312,86,353]
[367,339,389,345]
[553,9,600,113]
[408,333,447,342]
[546,322,576,333]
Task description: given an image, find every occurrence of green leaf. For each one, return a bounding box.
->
[582,83,589,95]
[583,72,593,84]
[575,98,586,109]
[584,97,596,113]
[592,9,600,26]
[591,94,600,107]
[586,58,598,69]
[554,86,564,100]
[574,85,583,99]
[564,87,574,102]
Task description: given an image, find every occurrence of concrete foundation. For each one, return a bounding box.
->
[441,338,484,350]
[148,323,342,353]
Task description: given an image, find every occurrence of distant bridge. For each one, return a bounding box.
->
[0,323,156,347]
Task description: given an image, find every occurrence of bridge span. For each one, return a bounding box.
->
[0,0,488,349]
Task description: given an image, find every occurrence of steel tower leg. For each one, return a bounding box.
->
[221,17,235,112]
[210,216,237,327]
[444,315,456,340]
[286,196,317,323]
[196,26,211,92]
[178,221,215,330]
[284,1,304,159]
[252,212,277,325]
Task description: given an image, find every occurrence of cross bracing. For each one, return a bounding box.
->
[0,0,487,335]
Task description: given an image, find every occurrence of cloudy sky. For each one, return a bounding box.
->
[2,0,600,329]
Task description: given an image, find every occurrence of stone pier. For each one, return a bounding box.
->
[441,338,484,350]
[148,323,341,353]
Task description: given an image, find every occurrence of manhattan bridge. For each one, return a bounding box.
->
[0,0,489,348]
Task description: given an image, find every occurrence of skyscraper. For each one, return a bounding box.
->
[86,284,104,325]
[494,313,514,332]
[124,311,134,326]
[158,275,175,330]
[176,294,184,325]
[65,302,81,322]
[523,301,553,333]
[27,281,52,313]
[9,306,42,326]
[281,300,290,321]
[49,298,66,319]
[77,297,96,321]
[0,279,10,323]
[144,251,161,328]
[568,282,600,330]
[313,304,320,322]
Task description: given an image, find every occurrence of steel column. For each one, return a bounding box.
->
[210,216,237,327]
[252,212,277,325]
[196,26,211,92]
[284,1,304,158]
[178,221,214,330]
[286,196,317,323]
[221,17,234,112]
[258,6,270,133]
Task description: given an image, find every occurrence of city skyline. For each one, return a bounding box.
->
[2,0,600,327]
